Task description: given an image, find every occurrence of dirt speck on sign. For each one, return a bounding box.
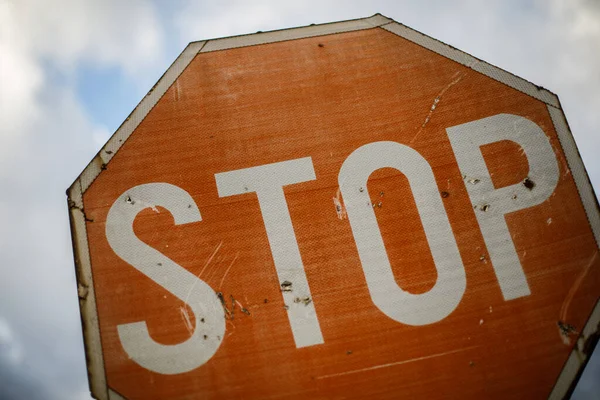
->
[281,281,293,292]
[523,177,535,190]
[77,284,89,300]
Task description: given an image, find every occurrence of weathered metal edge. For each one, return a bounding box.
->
[547,104,600,400]
[67,182,108,400]
[547,105,600,247]
[199,14,391,52]
[381,22,560,108]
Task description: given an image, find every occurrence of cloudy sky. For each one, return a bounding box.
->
[0,0,599,399]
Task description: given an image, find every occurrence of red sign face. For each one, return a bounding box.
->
[69,15,600,400]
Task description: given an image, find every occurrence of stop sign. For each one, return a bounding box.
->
[68,14,600,400]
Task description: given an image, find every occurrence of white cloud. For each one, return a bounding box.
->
[92,125,112,147]
[0,2,43,139]
[12,0,165,75]
[176,0,294,40]
[0,0,167,157]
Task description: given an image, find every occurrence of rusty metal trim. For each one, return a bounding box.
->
[67,181,108,400]
[381,22,560,108]
[547,103,600,399]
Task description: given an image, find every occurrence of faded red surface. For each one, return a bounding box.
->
[83,28,599,399]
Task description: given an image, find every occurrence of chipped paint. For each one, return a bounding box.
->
[77,283,89,300]
[281,281,293,292]
[333,187,347,220]
[411,71,465,143]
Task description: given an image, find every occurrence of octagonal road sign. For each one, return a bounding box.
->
[68,14,600,400]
